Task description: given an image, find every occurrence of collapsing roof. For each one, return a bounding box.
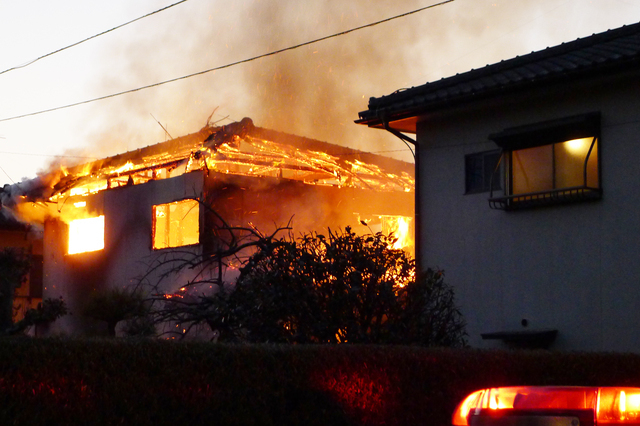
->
[34,117,413,203]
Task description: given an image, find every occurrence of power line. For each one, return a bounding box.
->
[0,0,190,76]
[0,0,455,123]
[0,163,15,184]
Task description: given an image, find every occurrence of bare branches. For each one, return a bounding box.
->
[134,196,292,338]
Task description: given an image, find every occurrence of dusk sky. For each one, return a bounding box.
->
[1,0,639,187]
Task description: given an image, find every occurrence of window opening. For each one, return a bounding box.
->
[488,113,601,210]
[152,199,200,249]
[68,215,105,254]
[465,150,502,194]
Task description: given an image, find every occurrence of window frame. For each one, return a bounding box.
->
[152,199,201,250]
[488,112,601,210]
[465,149,503,195]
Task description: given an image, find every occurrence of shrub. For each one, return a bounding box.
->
[0,248,30,333]
[207,227,466,346]
[82,288,148,337]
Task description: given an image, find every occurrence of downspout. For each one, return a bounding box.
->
[380,117,423,278]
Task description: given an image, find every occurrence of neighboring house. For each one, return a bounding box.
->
[4,118,414,336]
[356,22,640,351]
[0,211,43,322]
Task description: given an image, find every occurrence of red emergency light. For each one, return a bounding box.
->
[453,387,640,426]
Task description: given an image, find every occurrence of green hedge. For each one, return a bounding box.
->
[2,339,640,426]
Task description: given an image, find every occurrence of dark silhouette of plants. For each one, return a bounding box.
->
[150,223,466,346]
[0,248,30,334]
[139,197,466,345]
[215,227,466,346]
[82,288,148,337]
[8,297,68,335]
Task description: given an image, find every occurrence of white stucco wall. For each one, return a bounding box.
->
[416,70,640,351]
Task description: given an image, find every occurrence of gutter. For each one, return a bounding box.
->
[380,117,422,276]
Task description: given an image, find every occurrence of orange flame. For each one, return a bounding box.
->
[68,215,105,255]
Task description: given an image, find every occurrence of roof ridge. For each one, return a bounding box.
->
[367,21,640,109]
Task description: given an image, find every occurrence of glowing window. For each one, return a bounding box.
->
[511,137,599,195]
[152,200,199,249]
[488,112,601,210]
[68,216,105,254]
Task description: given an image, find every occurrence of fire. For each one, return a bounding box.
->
[68,215,105,255]
[39,119,414,204]
[152,199,200,250]
[380,215,414,253]
[3,118,415,257]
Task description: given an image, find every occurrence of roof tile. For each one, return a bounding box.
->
[358,21,640,124]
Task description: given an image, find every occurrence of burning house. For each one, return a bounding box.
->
[1,118,414,336]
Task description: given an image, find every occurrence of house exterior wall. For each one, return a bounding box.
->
[43,167,414,336]
[43,171,205,336]
[416,69,640,351]
[202,173,414,235]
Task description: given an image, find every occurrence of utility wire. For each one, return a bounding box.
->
[0,164,15,184]
[0,0,454,123]
[0,0,190,76]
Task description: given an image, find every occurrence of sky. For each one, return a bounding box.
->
[1,0,639,187]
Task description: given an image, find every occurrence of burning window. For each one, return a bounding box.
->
[152,200,199,250]
[68,215,105,255]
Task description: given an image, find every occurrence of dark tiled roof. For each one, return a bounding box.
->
[357,21,640,125]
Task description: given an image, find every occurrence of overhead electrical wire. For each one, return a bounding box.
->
[0,0,190,76]
[0,0,455,123]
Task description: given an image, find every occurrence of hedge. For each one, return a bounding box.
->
[2,338,640,426]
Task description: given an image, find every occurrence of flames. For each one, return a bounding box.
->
[380,215,414,254]
[39,119,414,204]
[152,199,200,250]
[2,118,415,256]
[68,215,105,255]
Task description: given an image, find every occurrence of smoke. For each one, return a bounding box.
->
[66,0,571,166]
[4,0,566,228]
[75,0,462,162]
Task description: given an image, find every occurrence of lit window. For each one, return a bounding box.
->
[511,137,598,194]
[152,199,199,249]
[489,112,601,210]
[68,216,105,254]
